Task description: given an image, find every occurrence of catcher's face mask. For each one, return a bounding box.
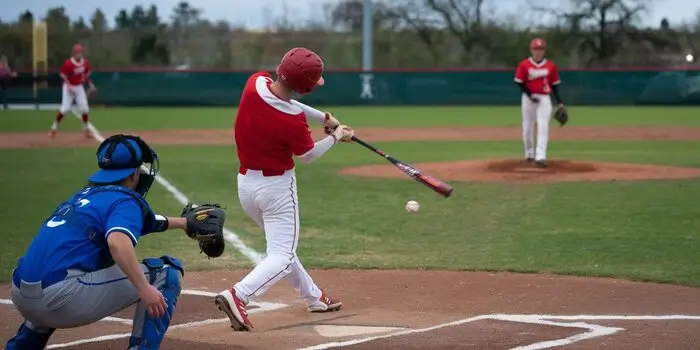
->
[89,134,160,197]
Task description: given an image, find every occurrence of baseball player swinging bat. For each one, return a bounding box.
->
[290,100,454,198]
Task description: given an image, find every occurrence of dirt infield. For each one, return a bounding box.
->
[2,270,699,349]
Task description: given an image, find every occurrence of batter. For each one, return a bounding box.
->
[215,47,354,331]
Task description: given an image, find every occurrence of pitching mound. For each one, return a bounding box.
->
[340,159,700,183]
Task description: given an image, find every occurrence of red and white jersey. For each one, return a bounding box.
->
[514,57,560,94]
[60,58,90,86]
[235,71,314,172]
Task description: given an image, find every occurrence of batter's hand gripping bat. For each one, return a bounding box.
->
[290,100,454,198]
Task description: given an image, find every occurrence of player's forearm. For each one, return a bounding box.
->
[151,215,186,232]
[516,82,532,97]
[107,233,150,292]
[291,99,326,124]
[551,85,563,104]
[297,136,335,164]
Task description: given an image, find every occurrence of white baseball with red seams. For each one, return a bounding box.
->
[214,71,342,331]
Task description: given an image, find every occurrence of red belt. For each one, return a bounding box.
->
[239,166,285,177]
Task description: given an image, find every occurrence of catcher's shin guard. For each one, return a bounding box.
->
[129,256,184,349]
[5,321,55,350]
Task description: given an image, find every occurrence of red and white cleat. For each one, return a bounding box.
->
[215,288,254,331]
[308,289,343,313]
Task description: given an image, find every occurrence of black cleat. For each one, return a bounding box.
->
[526,158,535,163]
[535,160,547,168]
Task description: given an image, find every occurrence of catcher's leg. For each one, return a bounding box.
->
[521,94,536,160]
[10,260,182,349]
[535,95,553,162]
[4,321,55,350]
[130,256,184,349]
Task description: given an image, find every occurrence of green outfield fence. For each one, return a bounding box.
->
[6,67,700,106]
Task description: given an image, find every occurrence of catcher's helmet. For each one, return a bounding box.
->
[276,47,325,94]
[91,134,159,196]
[530,38,546,49]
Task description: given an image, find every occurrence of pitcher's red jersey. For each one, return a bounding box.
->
[514,58,560,94]
[235,71,315,172]
[60,58,90,86]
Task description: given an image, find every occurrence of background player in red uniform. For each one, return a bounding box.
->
[514,38,564,168]
[214,47,354,332]
[49,44,97,139]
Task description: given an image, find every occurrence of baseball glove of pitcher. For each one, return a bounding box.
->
[553,105,569,126]
[181,203,226,258]
[87,85,98,97]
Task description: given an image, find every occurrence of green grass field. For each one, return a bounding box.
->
[1,106,699,286]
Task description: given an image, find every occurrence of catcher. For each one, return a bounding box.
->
[5,134,225,350]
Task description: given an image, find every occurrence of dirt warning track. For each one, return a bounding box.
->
[2,126,700,149]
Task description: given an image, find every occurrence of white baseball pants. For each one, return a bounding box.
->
[60,84,89,114]
[521,93,552,161]
[233,169,322,305]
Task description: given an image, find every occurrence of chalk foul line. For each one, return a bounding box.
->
[76,114,264,264]
[297,314,700,350]
[45,298,289,349]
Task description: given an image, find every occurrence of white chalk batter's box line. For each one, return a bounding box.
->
[298,314,700,350]
[0,289,290,349]
[0,289,286,326]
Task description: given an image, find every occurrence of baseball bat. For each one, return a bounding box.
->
[290,100,454,198]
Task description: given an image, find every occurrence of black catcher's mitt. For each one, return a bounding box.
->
[553,105,569,126]
[181,203,226,258]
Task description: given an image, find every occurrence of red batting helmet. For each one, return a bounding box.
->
[72,44,84,53]
[530,38,546,49]
[276,47,325,94]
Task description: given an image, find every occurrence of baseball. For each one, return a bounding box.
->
[405,200,420,212]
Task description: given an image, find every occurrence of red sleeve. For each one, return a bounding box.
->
[514,61,526,83]
[85,61,91,76]
[60,60,70,78]
[286,116,315,156]
[550,63,561,85]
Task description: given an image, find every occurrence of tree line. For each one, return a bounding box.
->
[1,0,699,70]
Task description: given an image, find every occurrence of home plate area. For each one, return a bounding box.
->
[1,269,700,349]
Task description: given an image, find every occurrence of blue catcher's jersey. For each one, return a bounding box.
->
[15,185,156,284]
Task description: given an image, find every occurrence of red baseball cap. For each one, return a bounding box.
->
[530,38,546,49]
[72,44,84,53]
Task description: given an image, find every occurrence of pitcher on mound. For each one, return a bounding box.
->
[214,47,354,331]
[514,38,564,168]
